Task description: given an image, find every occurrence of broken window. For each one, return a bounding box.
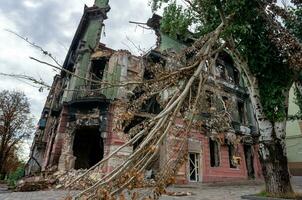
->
[38,110,49,130]
[244,145,255,179]
[209,139,220,167]
[237,101,246,124]
[233,68,240,85]
[222,96,229,111]
[141,95,162,114]
[90,59,107,89]
[43,111,49,118]
[216,64,226,80]
[123,116,145,134]
[143,64,156,80]
[203,60,209,72]
[189,153,200,182]
[205,91,214,112]
[228,144,237,168]
[38,118,47,130]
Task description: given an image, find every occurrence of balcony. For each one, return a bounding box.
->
[69,85,109,107]
[73,85,100,99]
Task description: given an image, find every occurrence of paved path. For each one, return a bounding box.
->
[292,176,302,187]
[0,177,301,200]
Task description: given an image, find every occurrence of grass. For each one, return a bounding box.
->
[258,190,302,199]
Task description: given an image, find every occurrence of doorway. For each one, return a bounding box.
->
[73,128,103,169]
[189,153,200,182]
[244,145,255,179]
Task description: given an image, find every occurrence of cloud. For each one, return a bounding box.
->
[102,0,156,54]
[0,0,157,156]
[0,0,156,116]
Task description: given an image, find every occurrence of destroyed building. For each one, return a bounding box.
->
[26,0,262,183]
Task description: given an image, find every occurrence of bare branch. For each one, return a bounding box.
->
[0,72,50,89]
[5,29,63,67]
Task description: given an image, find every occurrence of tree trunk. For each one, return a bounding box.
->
[258,121,293,195]
[228,39,293,196]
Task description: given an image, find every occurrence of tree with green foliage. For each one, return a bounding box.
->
[6,163,25,187]
[151,0,302,196]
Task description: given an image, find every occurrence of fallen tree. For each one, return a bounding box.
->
[63,0,302,199]
[2,0,302,199]
[62,16,243,200]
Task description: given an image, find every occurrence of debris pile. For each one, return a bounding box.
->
[53,169,87,190]
[16,176,56,192]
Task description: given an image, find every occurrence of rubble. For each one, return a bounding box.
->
[16,176,56,192]
[24,0,263,198]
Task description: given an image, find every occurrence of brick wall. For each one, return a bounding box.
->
[83,103,263,183]
[166,122,262,184]
[203,139,248,182]
[47,105,69,167]
[101,103,132,174]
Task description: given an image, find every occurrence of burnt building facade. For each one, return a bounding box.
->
[26,0,262,183]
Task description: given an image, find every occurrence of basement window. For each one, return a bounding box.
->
[209,139,220,167]
[228,144,237,168]
[189,153,200,182]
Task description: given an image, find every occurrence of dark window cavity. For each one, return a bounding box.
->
[209,139,220,167]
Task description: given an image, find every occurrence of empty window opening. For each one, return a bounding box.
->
[130,87,145,101]
[189,153,200,182]
[90,59,107,88]
[143,66,155,80]
[209,139,220,167]
[233,69,240,85]
[141,95,162,114]
[43,110,49,118]
[237,101,246,124]
[228,144,237,168]
[244,145,255,179]
[222,96,229,111]
[73,128,103,169]
[123,116,145,150]
[205,91,214,112]
[123,116,145,134]
[216,64,226,80]
[203,60,209,72]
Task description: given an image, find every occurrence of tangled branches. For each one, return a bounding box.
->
[63,20,231,200]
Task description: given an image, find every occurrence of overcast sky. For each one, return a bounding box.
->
[0,0,289,158]
[0,0,157,118]
[0,0,157,157]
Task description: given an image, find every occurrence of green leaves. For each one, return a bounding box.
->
[160,1,193,41]
[149,0,170,12]
[285,6,302,42]
[150,0,300,122]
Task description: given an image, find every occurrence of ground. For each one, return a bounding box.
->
[0,177,301,200]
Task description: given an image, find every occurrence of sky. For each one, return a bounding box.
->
[0,0,289,158]
[0,0,157,157]
[0,0,157,119]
